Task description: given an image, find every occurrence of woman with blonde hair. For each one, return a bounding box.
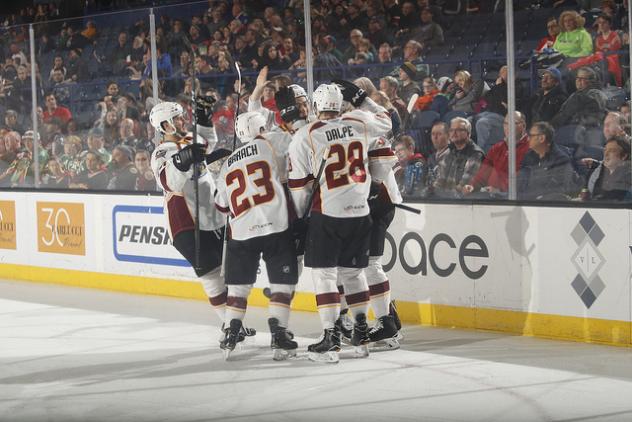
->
[353,77,378,96]
[553,11,593,58]
[449,70,487,114]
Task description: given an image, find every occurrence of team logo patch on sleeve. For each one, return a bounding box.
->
[155,149,167,159]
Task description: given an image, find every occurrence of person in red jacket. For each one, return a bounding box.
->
[42,92,72,125]
[463,111,530,196]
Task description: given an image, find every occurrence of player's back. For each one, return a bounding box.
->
[297,114,374,218]
[217,137,288,241]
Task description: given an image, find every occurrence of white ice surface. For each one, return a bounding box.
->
[1,280,632,422]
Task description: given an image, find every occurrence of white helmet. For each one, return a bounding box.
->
[235,112,266,143]
[149,101,184,134]
[289,84,307,99]
[313,83,343,114]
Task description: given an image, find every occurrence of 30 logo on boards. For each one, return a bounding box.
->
[112,205,189,266]
[36,202,85,255]
[0,200,16,250]
[383,231,489,280]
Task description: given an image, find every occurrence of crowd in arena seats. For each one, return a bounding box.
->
[0,0,630,201]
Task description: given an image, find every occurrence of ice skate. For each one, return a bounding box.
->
[307,328,341,363]
[350,313,370,357]
[335,310,353,345]
[220,323,256,344]
[369,315,401,352]
[389,301,404,341]
[268,318,298,361]
[220,319,243,361]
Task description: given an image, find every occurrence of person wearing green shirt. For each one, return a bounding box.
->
[553,11,593,58]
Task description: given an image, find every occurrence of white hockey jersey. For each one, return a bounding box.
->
[288,99,397,218]
[247,98,307,133]
[215,136,289,241]
[151,136,225,239]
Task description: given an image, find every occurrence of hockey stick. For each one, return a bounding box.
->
[302,146,330,221]
[395,203,421,214]
[187,39,201,271]
[220,63,243,278]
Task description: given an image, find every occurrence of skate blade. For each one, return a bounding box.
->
[222,348,233,361]
[307,351,339,363]
[353,344,369,357]
[394,331,404,341]
[272,348,297,361]
[340,336,352,346]
[369,338,400,352]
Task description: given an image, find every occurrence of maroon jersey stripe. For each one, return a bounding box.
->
[316,292,340,306]
[209,290,228,306]
[227,296,248,310]
[345,290,370,306]
[166,195,195,238]
[369,280,391,296]
[368,148,395,158]
[288,174,314,189]
[269,292,292,306]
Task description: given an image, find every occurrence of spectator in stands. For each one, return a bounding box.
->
[603,111,630,140]
[231,2,249,25]
[166,19,188,60]
[476,65,509,152]
[413,77,439,111]
[427,120,451,173]
[81,20,97,42]
[117,118,139,148]
[537,17,561,52]
[553,11,593,58]
[206,7,227,37]
[49,69,70,106]
[2,110,23,134]
[66,48,88,82]
[398,62,421,105]
[99,109,121,148]
[433,117,485,197]
[585,136,631,200]
[70,150,108,190]
[64,26,89,51]
[134,149,156,191]
[107,145,137,190]
[86,127,111,165]
[48,55,67,82]
[449,70,487,115]
[367,16,394,48]
[393,135,426,197]
[398,1,420,30]
[518,121,580,200]
[280,36,299,63]
[42,92,72,125]
[110,31,131,76]
[464,111,531,196]
[344,30,370,63]
[551,67,607,128]
[142,44,172,79]
[41,157,69,189]
[408,7,444,46]
[22,130,48,175]
[400,40,429,81]
[430,76,453,117]
[529,67,567,125]
[380,75,408,123]
[5,64,33,115]
[261,44,291,71]
[58,135,83,177]
[619,103,630,121]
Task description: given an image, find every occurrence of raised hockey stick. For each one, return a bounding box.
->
[220,63,243,278]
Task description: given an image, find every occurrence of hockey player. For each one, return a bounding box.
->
[149,101,254,344]
[248,66,310,133]
[215,111,299,361]
[288,82,396,363]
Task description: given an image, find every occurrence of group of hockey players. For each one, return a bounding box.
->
[150,66,404,363]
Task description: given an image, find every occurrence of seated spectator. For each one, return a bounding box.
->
[430,76,453,117]
[261,44,291,71]
[518,121,580,200]
[528,67,567,125]
[41,157,70,189]
[367,16,394,48]
[427,120,451,182]
[464,112,531,196]
[393,135,426,197]
[134,149,156,191]
[413,77,439,111]
[70,150,109,190]
[380,76,408,123]
[536,17,560,52]
[49,69,71,106]
[476,65,508,152]
[449,70,488,115]
[397,62,421,105]
[66,48,88,82]
[107,145,137,191]
[603,111,630,140]
[142,44,172,79]
[42,92,72,125]
[343,30,375,64]
[585,136,631,200]
[408,7,444,46]
[433,117,485,197]
[553,11,593,58]
[58,135,83,178]
[0,131,21,187]
[2,110,24,133]
[48,55,67,82]
[109,31,131,76]
[81,20,97,41]
[551,67,607,128]
[398,40,430,81]
[0,132,11,184]
[568,14,622,85]
[86,127,112,166]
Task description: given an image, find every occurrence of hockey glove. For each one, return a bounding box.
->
[332,79,367,107]
[275,86,300,123]
[172,143,206,172]
[195,95,217,127]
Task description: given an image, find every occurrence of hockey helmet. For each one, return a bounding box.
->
[235,112,266,143]
[313,83,343,114]
[289,84,307,99]
[149,101,184,134]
